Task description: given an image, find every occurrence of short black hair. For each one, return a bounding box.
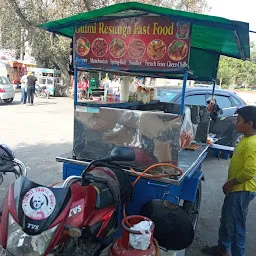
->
[236,106,256,129]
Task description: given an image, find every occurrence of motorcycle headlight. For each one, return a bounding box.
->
[7,214,58,256]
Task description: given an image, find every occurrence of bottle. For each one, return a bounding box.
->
[104,87,108,101]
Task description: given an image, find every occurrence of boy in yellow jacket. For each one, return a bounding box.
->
[202,106,256,256]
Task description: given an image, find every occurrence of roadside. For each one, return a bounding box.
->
[234,91,256,105]
[0,92,255,255]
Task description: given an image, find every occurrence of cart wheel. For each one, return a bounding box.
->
[183,181,202,230]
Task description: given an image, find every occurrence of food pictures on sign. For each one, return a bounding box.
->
[176,22,190,39]
[75,17,191,70]
[128,39,146,59]
[168,40,188,61]
[147,39,166,60]
[76,38,90,56]
[110,38,126,58]
[92,38,108,57]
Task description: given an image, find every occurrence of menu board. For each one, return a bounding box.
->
[74,16,191,71]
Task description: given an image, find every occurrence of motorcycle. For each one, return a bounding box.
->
[35,85,50,99]
[0,144,27,186]
[0,146,135,256]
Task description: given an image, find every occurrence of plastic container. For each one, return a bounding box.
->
[92,96,101,101]
[120,78,130,102]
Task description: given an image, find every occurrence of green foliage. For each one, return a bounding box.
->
[0,0,210,84]
[217,45,256,88]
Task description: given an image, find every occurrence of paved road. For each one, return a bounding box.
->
[236,91,256,105]
[0,93,255,255]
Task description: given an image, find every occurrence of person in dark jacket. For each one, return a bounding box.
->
[27,72,37,105]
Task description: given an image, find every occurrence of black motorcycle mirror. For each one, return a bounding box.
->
[98,146,135,163]
[83,147,135,176]
[110,146,135,162]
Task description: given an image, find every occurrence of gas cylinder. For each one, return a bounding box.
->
[109,215,160,256]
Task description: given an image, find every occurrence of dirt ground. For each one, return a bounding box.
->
[0,92,255,256]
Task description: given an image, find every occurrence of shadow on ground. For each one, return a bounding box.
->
[0,100,21,106]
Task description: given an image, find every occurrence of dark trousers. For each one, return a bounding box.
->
[21,88,27,104]
[27,88,34,104]
[218,191,255,256]
[82,90,87,99]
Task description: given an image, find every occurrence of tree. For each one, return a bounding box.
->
[0,0,211,86]
[171,0,210,12]
[217,47,256,88]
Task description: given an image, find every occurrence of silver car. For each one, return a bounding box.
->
[0,76,15,103]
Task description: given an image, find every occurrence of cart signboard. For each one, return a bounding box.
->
[74,16,191,71]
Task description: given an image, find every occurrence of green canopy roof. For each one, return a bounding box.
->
[39,2,250,80]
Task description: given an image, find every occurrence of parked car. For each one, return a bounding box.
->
[157,87,246,147]
[0,76,15,104]
[193,83,220,89]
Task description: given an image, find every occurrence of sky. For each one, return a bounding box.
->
[208,0,256,42]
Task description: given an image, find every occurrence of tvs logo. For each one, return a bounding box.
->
[22,187,56,220]
[69,205,82,217]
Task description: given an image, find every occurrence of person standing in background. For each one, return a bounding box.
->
[27,72,37,105]
[102,73,110,100]
[80,76,89,99]
[20,73,28,104]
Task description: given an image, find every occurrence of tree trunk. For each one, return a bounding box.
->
[83,0,92,11]
[52,56,71,87]
[20,28,25,60]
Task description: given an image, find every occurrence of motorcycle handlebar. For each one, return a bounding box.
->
[0,144,27,178]
[0,158,27,177]
[92,176,108,184]
[0,157,27,185]
[14,158,27,177]
[62,174,108,188]
[82,172,108,184]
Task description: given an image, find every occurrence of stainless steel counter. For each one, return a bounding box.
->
[57,143,209,185]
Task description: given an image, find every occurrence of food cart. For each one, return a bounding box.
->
[0,60,36,87]
[27,67,62,96]
[39,2,250,253]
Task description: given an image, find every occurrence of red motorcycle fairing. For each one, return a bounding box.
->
[65,183,97,228]
[48,182,116,253]
[0,175,118,255]
[66,183,116,239]
[0,178,73,255]
[0,184,16,249]
[12,176,71,236]
[44,200,72,255]
[85,206,116,238]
